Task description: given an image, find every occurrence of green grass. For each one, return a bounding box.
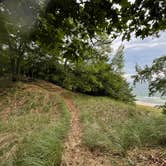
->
[0,83,70,166]
[1,81,166,165]
[74,94,166,154]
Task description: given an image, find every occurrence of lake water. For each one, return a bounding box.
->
[132,82,166,105]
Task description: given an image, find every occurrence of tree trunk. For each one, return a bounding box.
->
[11,59,17,82]
[15,55,21,81]
[11,54,22,82]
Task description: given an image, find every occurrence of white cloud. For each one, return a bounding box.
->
[125,41,166,50]
[112,31,166,52]
[112,31,166,75]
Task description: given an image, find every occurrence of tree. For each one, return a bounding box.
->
[1,0,166,78]
[133,56,166,113]
[0,0,165,105]
[111,45,125,74]
[35,0,166,51]
[33,0,166,105]
[0,0,40,81]
[31,0,166,83]
[33,40,134,103]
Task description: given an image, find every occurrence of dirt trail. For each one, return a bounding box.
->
[35,81,110,166]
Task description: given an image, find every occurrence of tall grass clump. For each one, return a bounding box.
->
[74,95,166,154]
[116,115,166,153]
[14,122,69,166]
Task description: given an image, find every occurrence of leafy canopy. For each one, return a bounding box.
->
[0,0,166,104]
[133,56,166,112]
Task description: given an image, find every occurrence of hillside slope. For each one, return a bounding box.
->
[0,81,166,166]
[35,81,110,166]
[74,94,166,165]
[0,81,70,166]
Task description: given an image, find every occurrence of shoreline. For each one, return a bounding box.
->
[135,101,157,107]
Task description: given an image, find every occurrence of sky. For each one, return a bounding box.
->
[112,31,166,103]
[112,31,166,80]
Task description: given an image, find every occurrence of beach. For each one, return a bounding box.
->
[136,101,157,107]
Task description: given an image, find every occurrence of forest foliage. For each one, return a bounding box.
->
[134,56,166,112]
[0,0,166,103]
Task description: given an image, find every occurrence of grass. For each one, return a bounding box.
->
[0,82,70,166]
[73,94,166,155]
[1,80,166,165]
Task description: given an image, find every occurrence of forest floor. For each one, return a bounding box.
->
[0,80,166,166]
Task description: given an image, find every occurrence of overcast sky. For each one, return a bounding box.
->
[112,31,166,78]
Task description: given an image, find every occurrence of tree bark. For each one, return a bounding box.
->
[11,54,22,82]
[11,59,17,82]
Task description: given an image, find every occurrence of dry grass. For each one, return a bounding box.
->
[73,94,166,165]
[0,82,70,166]
[0,80,165,166]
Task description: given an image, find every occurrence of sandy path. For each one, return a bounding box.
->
[60,94,111,166]
[35,81,110,166]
